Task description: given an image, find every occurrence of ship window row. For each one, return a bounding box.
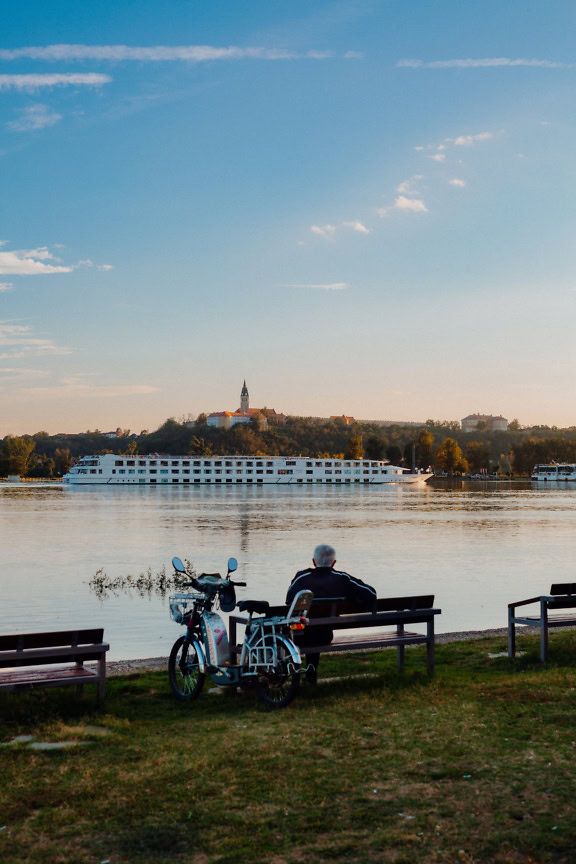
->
[111,466,392,476]
[111,458,387,468]
[112,477,373,485]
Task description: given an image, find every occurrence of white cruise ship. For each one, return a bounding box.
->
[531,463,576,481]
[63,454,433,486]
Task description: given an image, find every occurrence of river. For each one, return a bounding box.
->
[1,481,574,660]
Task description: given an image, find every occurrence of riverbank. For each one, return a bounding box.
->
[2,631,576,864]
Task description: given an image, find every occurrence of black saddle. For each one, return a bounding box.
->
[237,599,270,615]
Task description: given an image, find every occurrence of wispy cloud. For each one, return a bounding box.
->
[0,248,72,275]
[280,283,348,291]
[398,58,576,69]
[446,132,494,146]
[342,221,370,234]
[0,322,72,359]
[0,73,112,91]
[310,224,336,239]
[0,367,49,382]
[396,175,423,195]
[0,45,336,62]
[22,374,160,398]
[393,196,428,213]
[7,104,62,132]
[449,178,466,187]
[0,282,13,292]
[429,153,446,162]
[77,259,114,271]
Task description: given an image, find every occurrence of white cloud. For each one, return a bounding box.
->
[281,283,348,290]
[394,196,428,213]
[0,45,336,62]
[22,376,160,398]
[429,153,446,162]
[396,175,423,195]
[0,282,13,292]
[0,249,72,275]
[397,57,576,69]
[343,51,364,60]
[0,73,112,91]
[0,321,72,359]
[0,367,49,381]
[449,178,466,187]
[310,224,336,238]
[342,221,370,234]
[446,132,494,146]
[7,104,62,132]
[97,264,114,271]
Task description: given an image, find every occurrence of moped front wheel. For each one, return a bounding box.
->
[168,636,205,701]
[254,636,300,709]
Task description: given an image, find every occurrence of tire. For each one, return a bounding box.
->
[168,636,205,701]
[254,636,300,709]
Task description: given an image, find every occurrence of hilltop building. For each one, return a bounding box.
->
[206,381,286,430]
[461,414,508,433]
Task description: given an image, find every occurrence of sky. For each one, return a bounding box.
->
[2,0,576,435]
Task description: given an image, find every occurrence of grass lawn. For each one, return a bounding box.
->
[1,633,576,864]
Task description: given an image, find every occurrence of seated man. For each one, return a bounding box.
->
[286,543,376,682]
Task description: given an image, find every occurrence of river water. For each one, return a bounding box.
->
[1,481,574,660]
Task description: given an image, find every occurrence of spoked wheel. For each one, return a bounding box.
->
[168,636,205,701]
[254,636,300,709]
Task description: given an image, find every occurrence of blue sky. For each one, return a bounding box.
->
[2,0,576,434]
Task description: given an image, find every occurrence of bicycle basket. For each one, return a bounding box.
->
[169,593,198,624]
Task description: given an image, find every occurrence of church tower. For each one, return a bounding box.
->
[240,380,249,414]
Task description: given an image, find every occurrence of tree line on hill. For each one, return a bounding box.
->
[2,416,576,477]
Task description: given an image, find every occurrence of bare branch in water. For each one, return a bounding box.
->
[88,561,196,600]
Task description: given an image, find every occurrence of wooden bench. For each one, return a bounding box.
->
[508,583,576,663]
[230,594,440,677]
[0,629,109,704]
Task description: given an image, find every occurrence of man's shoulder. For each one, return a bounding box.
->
[290,567,314,584]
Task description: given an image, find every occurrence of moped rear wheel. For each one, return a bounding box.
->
[168,636,205,701]
[254,636,300,709]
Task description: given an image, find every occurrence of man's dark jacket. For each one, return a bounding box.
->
[286,566,376,646]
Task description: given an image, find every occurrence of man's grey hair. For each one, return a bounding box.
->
[313,544,336,567]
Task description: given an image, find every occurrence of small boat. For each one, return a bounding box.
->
[531,463,576,481]
[62,454,433,486]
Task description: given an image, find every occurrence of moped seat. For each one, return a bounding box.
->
[237,599,270,615]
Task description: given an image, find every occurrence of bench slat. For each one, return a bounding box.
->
[0,666,100,686]
[0,643,109,669]
[0,629,104,653]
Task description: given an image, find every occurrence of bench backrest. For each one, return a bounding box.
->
[267,595,435,619]
[550,583,576,596]
[0,629,105,654]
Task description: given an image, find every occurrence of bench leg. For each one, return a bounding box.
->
[508,608,516,658]
[426,619,435,677]
[396,624,405,670]
[96,656,106,705]
[75,661,84,697]
[540,601,548,664]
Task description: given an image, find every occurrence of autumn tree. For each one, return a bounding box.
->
[54,448,73,475]
[465,441,490,474]
[364,436,387,460]
[345,435,364,459]
[1,436,36,475]
[415,429,434,468]
[435,438,469,475]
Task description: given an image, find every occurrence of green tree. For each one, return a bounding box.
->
[465,441,490,474]
[415,429,434,468]
[189,436,213,456]
[344,435,364,459]
[196,413,208,426]
[54,448,73,475]
[1,436,36,475]
[435,438,468,475]
[508,418,521,431]
[364,436,387,460]
[385,444,402,464]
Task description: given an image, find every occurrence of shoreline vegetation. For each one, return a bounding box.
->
[4,415,576,480]
[2,631,576,864]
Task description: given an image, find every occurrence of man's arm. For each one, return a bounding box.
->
[336,571,377,605]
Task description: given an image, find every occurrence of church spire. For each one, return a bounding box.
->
[240,380,249,414]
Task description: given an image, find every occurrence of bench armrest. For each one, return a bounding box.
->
[508,596,541,609]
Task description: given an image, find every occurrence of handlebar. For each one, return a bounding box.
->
[230,580,247,587]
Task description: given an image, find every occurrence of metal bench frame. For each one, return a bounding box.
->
[0,628,109,704]
[508,583,576,663]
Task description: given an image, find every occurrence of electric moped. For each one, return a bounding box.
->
[168,556,313,708]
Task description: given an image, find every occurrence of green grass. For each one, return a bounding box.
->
[2,634,576,864]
